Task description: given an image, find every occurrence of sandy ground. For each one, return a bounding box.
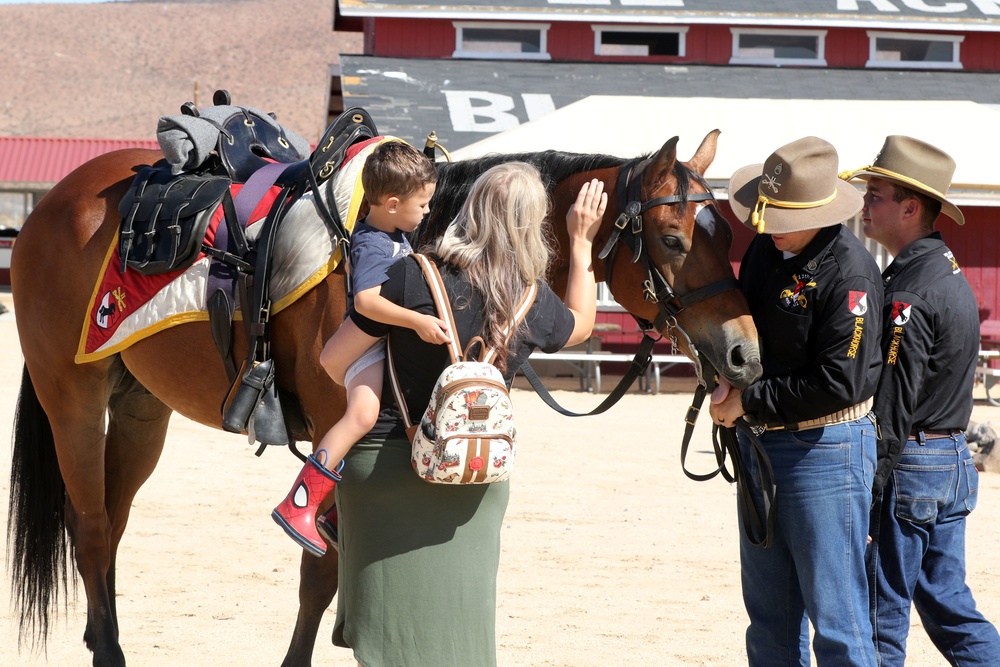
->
[2,288,1000,666]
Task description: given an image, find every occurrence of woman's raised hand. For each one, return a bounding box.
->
[566,178,607,245]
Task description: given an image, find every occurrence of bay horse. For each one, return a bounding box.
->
[7,130,762,667]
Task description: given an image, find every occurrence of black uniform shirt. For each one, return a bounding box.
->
[871,232,980,493]
[739,224,884,427]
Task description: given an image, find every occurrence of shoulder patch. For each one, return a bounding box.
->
[849,291,868,316]
[944,250,961,275]
[891,302,912,326]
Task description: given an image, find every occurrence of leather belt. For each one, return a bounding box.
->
[909,427,963,440]
[765,398,874,432]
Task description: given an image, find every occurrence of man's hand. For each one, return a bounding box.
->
[709,375,746,428]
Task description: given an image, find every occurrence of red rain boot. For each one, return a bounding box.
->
[272,455,342,557]
[316,505,339,553]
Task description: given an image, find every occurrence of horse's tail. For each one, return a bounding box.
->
[7,364,70,648]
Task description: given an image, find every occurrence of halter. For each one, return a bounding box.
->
[597,157,739,381]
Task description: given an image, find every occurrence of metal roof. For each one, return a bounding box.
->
[451,96,1000,202]
[340,55,1000,152]
[0,136,159,188]
[338,0,1000,31]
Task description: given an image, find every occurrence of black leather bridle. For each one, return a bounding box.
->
[597,156,740,338]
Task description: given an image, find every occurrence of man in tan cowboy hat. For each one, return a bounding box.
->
[844,136,1000,666]
[710,136,882,666]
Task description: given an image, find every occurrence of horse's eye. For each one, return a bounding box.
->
[662,235,684,251]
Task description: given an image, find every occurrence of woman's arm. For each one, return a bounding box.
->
[562,178,607,347]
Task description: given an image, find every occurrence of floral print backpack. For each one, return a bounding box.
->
[387,254,536,484]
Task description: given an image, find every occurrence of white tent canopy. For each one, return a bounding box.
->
[451,96,1000,206]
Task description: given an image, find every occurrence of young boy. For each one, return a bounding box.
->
[272,140,448,556]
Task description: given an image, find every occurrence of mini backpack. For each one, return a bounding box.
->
[387,254,537,484]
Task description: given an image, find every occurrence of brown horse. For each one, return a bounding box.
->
[8,131,761,667]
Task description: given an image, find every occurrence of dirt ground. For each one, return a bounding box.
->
[2,289,999,666]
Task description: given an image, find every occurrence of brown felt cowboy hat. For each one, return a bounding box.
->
[840,135,964,225]
[729,136,863,235]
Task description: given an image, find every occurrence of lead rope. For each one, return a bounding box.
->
[679,356,777,549]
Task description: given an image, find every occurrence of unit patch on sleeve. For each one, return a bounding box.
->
[886,301,912,365]
[891,302,912,326]
[849,291,868,316]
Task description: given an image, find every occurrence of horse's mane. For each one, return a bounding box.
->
[413,149,700,249]
[414,151,625,248]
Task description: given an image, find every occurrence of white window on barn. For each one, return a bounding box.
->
[866,31,963,70]
[729,29,827,67]
[453,22,551,61]
[592,25,687,58]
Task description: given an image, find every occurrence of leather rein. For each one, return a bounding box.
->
[522,155,738,415]
[522,157,777,547]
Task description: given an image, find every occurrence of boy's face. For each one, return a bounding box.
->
[392,182,437,233]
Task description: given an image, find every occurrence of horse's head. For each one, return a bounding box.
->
[596,131,762,389]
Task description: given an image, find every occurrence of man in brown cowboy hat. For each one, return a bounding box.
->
[844,136,1000,666]
[710,136,882,666]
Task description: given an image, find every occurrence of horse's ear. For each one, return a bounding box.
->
[647,136,679,183]
[688,129,721,175]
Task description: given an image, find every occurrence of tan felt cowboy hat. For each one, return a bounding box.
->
[729,136,863,235]
[840,135,964,225]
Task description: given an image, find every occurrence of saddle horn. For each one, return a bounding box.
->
[180,101,200,117]
[213,89,232,106]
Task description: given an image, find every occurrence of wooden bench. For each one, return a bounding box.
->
[526,349,693,394]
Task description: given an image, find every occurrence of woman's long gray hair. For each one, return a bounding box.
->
[430,162,553,370]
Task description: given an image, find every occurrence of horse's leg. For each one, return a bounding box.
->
[270,283,348,667]
[29,358,129,667]
[280,551,340,667]
[101,363,172,640]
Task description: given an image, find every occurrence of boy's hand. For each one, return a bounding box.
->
[413,314,450,344]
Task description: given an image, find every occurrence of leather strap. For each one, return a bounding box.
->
[678,359,776,548]
[387,254,535,429]
[518,333,655,418]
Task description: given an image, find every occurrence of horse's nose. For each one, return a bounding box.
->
[727,342,763,386]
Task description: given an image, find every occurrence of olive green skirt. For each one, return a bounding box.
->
[332,433,509,667]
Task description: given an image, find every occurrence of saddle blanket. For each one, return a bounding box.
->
[75,136,400,363]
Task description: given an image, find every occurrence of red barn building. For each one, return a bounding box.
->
[333,0,1000,352]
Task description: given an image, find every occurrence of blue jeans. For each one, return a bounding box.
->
[738,418,877,666]
[867,433,1000,666]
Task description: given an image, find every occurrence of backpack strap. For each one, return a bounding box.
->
[411,253,463,363]
[386,253,537,433]
[385,340,417,438]
[386,253,461,436]
[480,282,536,365]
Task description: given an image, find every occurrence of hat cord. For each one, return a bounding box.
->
[838,165,948,200]
[751,189,837,234]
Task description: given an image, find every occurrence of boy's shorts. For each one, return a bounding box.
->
[344,338,386,388]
